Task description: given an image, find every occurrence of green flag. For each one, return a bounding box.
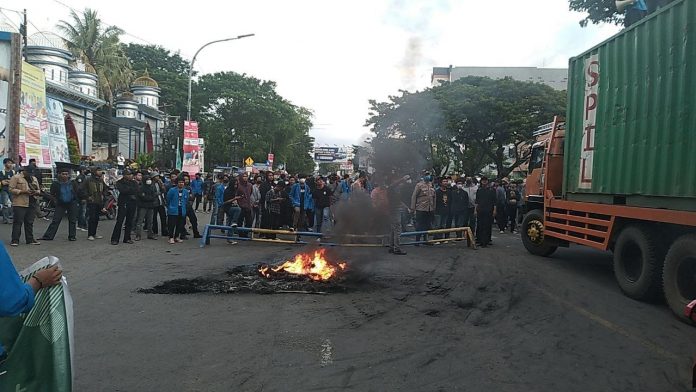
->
[0,257,74,392]
[175,137,182,171]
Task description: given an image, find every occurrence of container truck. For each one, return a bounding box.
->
[522,0,696,321]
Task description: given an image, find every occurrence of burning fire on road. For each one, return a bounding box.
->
[259,249,347,281]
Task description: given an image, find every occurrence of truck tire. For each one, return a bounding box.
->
[521,209,557,257]
[662,234,696,322]
[613,225,664,301]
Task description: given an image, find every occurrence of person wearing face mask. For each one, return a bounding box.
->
[449,179,470,238]
[410,171,436,244]
[290,175,313,231]
[135,174,159,240]
[434,177,452,240]
[258,171,275,236]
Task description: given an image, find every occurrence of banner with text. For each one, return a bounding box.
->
[19,62,51,168]
[182,120,201,174]
[46,98,69,164]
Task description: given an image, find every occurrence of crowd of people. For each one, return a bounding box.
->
[0,157,526,252]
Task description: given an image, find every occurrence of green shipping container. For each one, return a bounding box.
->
[564,0,696,211]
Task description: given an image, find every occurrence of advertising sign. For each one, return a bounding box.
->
[313,146,349,163]
[182,120,201,174]
[46,98,69,163]
[19,62,51,168]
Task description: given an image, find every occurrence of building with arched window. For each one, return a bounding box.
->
[25,32,105,156]
[114,71,166,159]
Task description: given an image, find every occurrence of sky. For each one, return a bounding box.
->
[1,0,619,146]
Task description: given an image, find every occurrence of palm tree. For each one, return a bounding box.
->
[57,8,132,103]
[57,8,133,156]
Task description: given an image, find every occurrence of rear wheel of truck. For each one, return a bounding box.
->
[663,234,696,322]
[613,225,664,301]
[521,209,557,257]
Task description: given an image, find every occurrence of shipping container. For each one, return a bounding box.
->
[563,0,696,211]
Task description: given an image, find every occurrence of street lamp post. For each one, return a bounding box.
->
[186,34,255,121]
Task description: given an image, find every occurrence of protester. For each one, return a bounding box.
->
[136,174,159,240]
[258,172,274,234]
[475,176,497,247]
[211,174,225,225]
[351,172,369,195]
[496,178,508,234]
[166,177,188,244]
[75,166,88,232]
[449,179,470,238]
[0,158,15,224]
[150,172,169,238]
[434,177,451,240]
[386,174,409,255]
[110,169,139,245]
[40,168,78,241]
[181,174,201,239]
[202,174,215,213]
[290,175,313,231]
[9,167,41,246]
[312,177,333,233]
[506,182,520,234]
[191,173,204,212]
[222,175,241,238]
[463,177,478,234]
[250,177,262,228]
[235,173,254,237]
[82,167,107,241]
[411,172,436,244]
[265,180,286,239]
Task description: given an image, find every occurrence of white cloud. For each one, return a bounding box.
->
[4,0,620,145]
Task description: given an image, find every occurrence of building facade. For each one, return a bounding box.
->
[432,66,568,90]
[25,32,105,156]
[114,72,166,159]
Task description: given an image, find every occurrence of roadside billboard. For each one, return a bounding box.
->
[182,120,201,174]
[19,62,51,168]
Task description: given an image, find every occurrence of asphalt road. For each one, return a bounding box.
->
[6,213,696,392]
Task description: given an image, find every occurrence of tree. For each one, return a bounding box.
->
[57,9,133,157]
[57,9,132,104]
[192,71,315,173]
[569,0,622,26]
[435,77,566,178]
[318,163,341,175]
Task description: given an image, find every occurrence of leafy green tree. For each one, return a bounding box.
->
[569,0,622,26]
[57,9,132,104]
[57,9,133,157]
[193,72,314,173]
[318,163,341,175]
[436,77,566,178]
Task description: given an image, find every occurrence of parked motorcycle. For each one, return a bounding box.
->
[101,188,118,220]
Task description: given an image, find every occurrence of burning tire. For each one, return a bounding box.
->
[613,225,664,301]
[663,234,696,322]
[521,209,557,257]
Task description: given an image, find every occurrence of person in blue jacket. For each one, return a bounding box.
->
[290,175,313,231]
[166,177,190,244]
[190,173,204,212]
[0,243,62,362]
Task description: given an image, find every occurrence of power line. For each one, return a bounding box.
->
[50,0,158,47]
[0,6,22,15]
[0,9,20,32]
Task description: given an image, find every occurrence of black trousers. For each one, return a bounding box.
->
[152,205,168,236]
[185,206,199,236]
[476,209,494,246]
[167,215,185,239]
[414,210,434,242]
[237,207,253,237]
[496,203,507,231]
[11,206,36,244]
[194,194,202,211]
[111,200,137,242]
[87,203,101,237]
[42,202,78,240]
[506,205,518,232]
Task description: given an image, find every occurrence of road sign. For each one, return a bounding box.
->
[244,157,254,166]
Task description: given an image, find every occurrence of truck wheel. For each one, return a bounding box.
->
[613,226,664,301]
[663,234,696,322]
[521,209,557,257]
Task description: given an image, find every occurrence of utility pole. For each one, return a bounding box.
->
[22,10,27,60]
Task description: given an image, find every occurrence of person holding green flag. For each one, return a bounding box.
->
[0,244,63,362]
